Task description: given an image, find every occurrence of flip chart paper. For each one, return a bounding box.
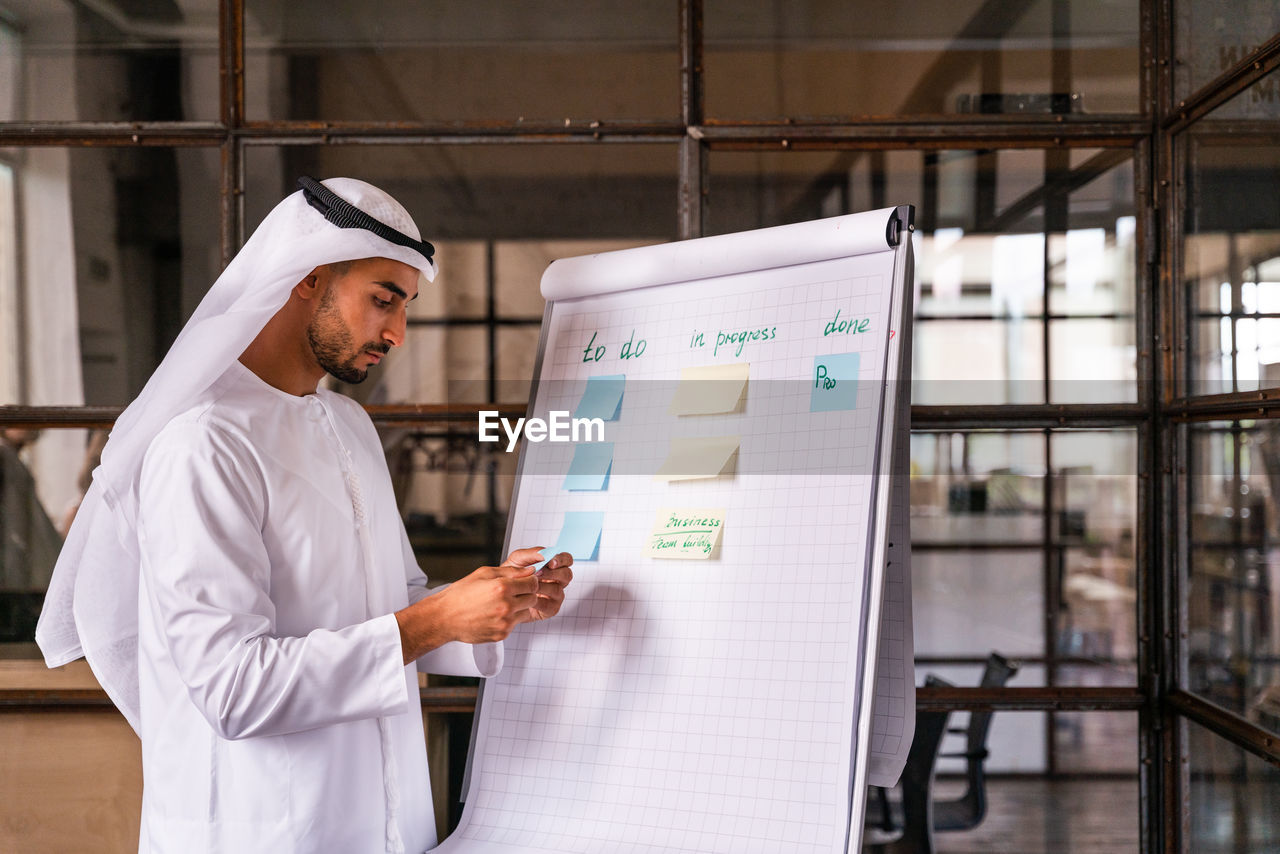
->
[667,362,750,416]
[653,435,740,481]
[573,374,625,421]
[643,508,726,559]
[442,206,915,854]
[540,206,907,300]
[562,442,614,491]
[866,323,915,789]
[810,352,861,412]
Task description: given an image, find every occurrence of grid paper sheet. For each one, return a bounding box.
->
[438,241,910,854]
[864,362,914,787]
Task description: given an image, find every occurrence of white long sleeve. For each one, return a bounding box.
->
[138,420,411,740]
[400,524,503,678]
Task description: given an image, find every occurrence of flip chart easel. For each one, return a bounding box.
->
[439,205,916,854]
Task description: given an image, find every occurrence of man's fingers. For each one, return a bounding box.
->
[539,552,574,572]
[533,588,566,621]
[508,590,539,609]
[536,563,573,586]
[536,589,565,609]
[503,573,540,597]
[491,563,537,580]
[502,546,547,568]
[512,607,542,626]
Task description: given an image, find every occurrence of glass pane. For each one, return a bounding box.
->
[1058,548,1136,683]
[709,148,1077,236]
[913,550,1044,659]
[1047,213,1137,318]
[412,239,671,323]
[494,242,553,319]
[705,0,1140,120]
[914,319,1046,405]
[1187,719,1280,852]
[910,430,1045,545]
[1174,3,1280,105]
[1054,711,1137,773]
[918,231,1045,318]
[0,146,222,406]
[1187,422,1280,738]
[244,144,678,243]
[0,0,219,121]
[1053,431,1138,685]
[496,326,541,387]
[244,0,679,122]
[910,430,1137,685]
[0,160,16,402]
[1051,430,1137,542]
[1,426,97,652]
[1192,301,1280,396]
[493,239,662,320]
[707,147,1135,406]
[1048,318,1136,402]
[1192,270,1280,397]
[1046,155,1137,402]
[410,241,489,321]
[1184,69,1280,395]
[707,147,1133,240]
[924,665,1048,774]
[1191,317,1237,396]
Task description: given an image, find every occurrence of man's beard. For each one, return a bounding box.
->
[306,288,389,384]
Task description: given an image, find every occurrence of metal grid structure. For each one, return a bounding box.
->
[2,1,1279,849]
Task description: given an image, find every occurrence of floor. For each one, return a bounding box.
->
[880,777,1141,854]
[870,773,1280,853]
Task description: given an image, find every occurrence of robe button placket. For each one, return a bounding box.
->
[311,399,368,526]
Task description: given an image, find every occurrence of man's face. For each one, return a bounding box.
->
[306,257,421,384]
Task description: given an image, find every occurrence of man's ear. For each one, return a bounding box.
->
[294,268,323,300]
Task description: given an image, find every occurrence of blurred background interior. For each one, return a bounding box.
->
[0,1,1278,851]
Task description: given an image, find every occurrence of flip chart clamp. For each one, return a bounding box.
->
[886,205,916,247]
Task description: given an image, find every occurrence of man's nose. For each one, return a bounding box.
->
[383,307,407,348]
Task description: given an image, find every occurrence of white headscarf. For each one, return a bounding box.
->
[36,178,438,733]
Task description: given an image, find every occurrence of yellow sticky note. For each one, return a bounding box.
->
[644,508,726,559]
[654,435,740,481]
[667,363,750,416]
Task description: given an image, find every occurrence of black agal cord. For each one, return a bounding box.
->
[298,176,435,264]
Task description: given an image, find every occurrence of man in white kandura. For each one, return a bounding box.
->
[36,177,574,854]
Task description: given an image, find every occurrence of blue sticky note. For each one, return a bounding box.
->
[541,511,604,567]
[574,374,625,421]
[563,442,614,491]
[810,353,860,412]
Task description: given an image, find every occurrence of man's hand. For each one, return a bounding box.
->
[395,546,574,663]
[518,548,573,625]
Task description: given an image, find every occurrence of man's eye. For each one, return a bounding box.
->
[374,297,392,308]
